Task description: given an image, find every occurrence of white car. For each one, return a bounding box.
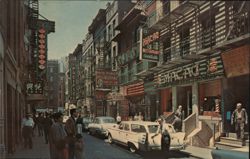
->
[88,116,116,138]
[107,121,185,153]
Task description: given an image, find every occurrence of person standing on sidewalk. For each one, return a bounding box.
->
[65,108,78,159]
[50,112,68,159]
[21,113,34,149]
[37,113,44,137]
[43,112,53,144]
[231,102,248,142]
[116,113,121,124]
[172,105,184,132]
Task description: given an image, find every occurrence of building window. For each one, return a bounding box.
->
[200,12,216,49]
[163,37,171,62]
[50,67,53,73]
[112,19,116,36]
[179,26,190,56]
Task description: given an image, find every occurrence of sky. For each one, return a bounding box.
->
[39,0,111,60]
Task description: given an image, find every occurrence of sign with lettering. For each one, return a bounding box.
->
[140,28,160,62]
[26,82,43,94]
[96,69,118,88]
[155,55,224,87]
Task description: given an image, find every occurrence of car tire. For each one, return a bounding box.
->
[128,142,137,153]
[107,134,113,144]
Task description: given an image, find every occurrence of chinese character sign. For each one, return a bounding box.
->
[26,82,43,94]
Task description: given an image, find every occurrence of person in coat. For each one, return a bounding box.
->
[65,108,78,159]
[50,112,68,159]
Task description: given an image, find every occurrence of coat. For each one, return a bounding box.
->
[50,122,68,159]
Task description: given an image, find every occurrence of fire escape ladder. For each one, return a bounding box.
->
[225,1,246,41]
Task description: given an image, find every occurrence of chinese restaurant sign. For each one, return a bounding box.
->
[95,70,118,88]
[38,27,47,71]
[26,82,43,94]
[140,28,160,62]
[155,55,224,87]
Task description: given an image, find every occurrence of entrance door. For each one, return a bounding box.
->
[177,86,192,118]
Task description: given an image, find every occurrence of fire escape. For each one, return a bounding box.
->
[28,0,39,79]
[147,1,250,73]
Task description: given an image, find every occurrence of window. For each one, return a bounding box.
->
[200,12,216,49]
[131,124,146,133]
[148,125,159,133]
[163,37,171,62]
[179,26,190,56]
[112,19,116,36]
[124,124,130,131]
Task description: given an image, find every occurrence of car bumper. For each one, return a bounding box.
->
[170,145,185,150]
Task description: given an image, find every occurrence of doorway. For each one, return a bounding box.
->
[177,85,192,118]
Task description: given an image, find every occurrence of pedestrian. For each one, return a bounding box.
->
[76,112,83,135]
[65,108,78,159]
[231,102,248,143]
[43,112,53,144]
[75,133,85,159]
[138,112,143,121]
[172,105,183,132]
[37,112,44,136]
[134,113,138,121]
[21,113,34,149]
[50,112,68,159]
[157,118,170,151]
[116,113,121,124]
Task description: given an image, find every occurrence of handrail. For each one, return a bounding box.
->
[183,113,197,136]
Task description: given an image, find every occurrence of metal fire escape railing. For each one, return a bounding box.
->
[28,0,39,79]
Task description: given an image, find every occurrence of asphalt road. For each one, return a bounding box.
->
[83,133,197,159]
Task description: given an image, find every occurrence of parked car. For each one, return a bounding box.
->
[88,116,116,138]
[82,117,93,132]
[211,148,249,159]
[106,121,186,153]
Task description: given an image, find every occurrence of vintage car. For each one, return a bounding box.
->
[88,116,116,137]
[106,121,186,153]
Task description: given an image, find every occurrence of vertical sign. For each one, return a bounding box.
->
[140,28,160,62]
[38,27,46,70]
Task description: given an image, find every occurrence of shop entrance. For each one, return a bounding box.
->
[223,74,249,132]
[177,85,192,118]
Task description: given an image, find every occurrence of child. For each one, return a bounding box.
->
[75,133,85,159]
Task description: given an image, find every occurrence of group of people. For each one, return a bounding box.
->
[21,109,85,159]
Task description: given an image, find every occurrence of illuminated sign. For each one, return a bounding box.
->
[140,28,160,62]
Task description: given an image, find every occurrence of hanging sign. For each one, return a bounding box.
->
[140,28,160,62]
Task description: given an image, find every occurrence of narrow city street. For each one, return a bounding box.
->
[84,133,198,159]
[1,0,249,158]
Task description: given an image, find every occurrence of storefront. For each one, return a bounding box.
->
[221,45,249,132]
[155,53,224,119]
[125,82,145,119]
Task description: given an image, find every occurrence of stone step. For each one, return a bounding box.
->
[215,142,242,150]
[220,137,243,146]
[228,132,249,139]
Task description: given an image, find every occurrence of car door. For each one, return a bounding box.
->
[120,123,130,144]
[165,124,185,148]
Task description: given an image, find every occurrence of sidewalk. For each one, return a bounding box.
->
[182,145,213,159]
[6,135,50,159]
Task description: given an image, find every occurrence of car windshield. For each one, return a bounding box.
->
[101,118,116,123]
[148,125,159,133]
[83,118,92,122]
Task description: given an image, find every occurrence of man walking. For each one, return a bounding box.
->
[231,102,248,143]
[21,113,34,149]
[65,108,78,159]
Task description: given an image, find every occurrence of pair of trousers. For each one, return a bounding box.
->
[235,119,245,140]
